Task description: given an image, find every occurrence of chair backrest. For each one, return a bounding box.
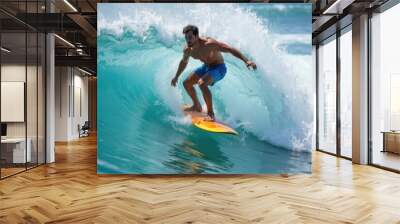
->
[82,121,90,129]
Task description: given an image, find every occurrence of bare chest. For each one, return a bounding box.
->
[190,47,218,61]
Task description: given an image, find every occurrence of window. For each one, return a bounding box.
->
[318,36,337,154]
[340,28,352,158]
[371,3,400,171]
[0,1,46,179]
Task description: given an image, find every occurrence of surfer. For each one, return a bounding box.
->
[171,25,257,121]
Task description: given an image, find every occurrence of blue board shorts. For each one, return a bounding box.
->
[194,63,227,86]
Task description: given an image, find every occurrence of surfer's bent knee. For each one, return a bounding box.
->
[183,78,191,87]
[199,83,209,91]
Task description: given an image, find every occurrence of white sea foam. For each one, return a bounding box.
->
[98,4,314,151]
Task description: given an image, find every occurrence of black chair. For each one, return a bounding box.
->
[78,121,90,138]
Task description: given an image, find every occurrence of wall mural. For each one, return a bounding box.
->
[98,3,313,174]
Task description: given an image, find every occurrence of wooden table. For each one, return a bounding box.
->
[381,131,400,154]
[1,138,31,164]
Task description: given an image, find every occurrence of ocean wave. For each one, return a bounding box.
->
[98,4,314,151]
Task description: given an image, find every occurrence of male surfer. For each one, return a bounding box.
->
[171,25,257,121]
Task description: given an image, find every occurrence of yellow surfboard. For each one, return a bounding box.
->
[182,106,238,135]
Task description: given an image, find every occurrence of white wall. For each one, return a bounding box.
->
[55,66,69,141]
[1,65,26,134]
[1,65,39,138]
[55,66,89,141]
[1,82,25,122]
[1,63,46,164]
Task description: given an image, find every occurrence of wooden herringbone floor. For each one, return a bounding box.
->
[1,134,400,224]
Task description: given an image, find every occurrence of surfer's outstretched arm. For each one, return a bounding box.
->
[171,47,191,87]
[207,39,257,70]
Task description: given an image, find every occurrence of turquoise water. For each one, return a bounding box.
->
[98,3,313,174]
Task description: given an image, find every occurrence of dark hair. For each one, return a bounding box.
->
[183,25,199,36]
